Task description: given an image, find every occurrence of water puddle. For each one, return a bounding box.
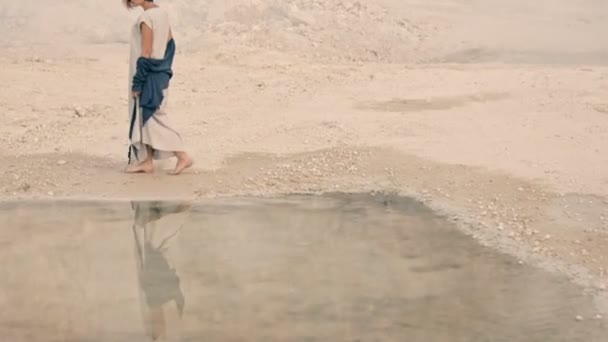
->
[0,194,606,341]
[356,93,508,113]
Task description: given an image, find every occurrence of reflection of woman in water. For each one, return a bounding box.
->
[132,201,190,341]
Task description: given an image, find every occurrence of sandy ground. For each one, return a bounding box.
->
[1,0,608,316]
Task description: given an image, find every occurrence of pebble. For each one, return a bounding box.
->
[57,160,67,165]
[47,191,54,196]
[575,315,584,321]
[595,314,603,320]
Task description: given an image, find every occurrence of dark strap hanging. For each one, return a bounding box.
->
[128,97,139,163]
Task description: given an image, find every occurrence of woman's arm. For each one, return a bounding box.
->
[141,22,154,58]
[133,22,154,98]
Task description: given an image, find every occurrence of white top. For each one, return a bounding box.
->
[128,7,172,113]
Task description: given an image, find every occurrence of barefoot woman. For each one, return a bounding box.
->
[124,0,192,175]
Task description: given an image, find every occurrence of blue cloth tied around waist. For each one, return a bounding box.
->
[128,39,176,162]
[131,38,176,124]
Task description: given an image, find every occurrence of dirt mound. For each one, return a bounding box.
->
[0,0,130,47]
[0,0,430,62]
[186,0,429,62]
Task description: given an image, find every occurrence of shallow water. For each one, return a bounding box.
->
[0,194,606,341]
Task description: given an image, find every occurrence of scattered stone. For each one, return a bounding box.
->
[47,191,54,196]
[57,160,67,165]
[73,106,87,117]
[595,314,603,320]
[575,315,584,321]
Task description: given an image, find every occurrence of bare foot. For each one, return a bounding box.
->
[169,154,193,175]
[125,160,154,174]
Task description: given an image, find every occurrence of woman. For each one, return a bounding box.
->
[124,0,193,175]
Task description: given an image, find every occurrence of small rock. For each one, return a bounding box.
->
[47,191,54,196]
[575,315,584,321]
[57,160,67,165]
[595,314,603,320]
[543,234,552,240]
[73,106,86,117]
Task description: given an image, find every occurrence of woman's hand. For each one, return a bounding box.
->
[132,90,141,98]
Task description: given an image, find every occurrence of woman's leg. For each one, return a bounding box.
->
[126,145,154,173]
[169,151,193,175]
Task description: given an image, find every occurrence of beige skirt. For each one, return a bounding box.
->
[129,90,185,164]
